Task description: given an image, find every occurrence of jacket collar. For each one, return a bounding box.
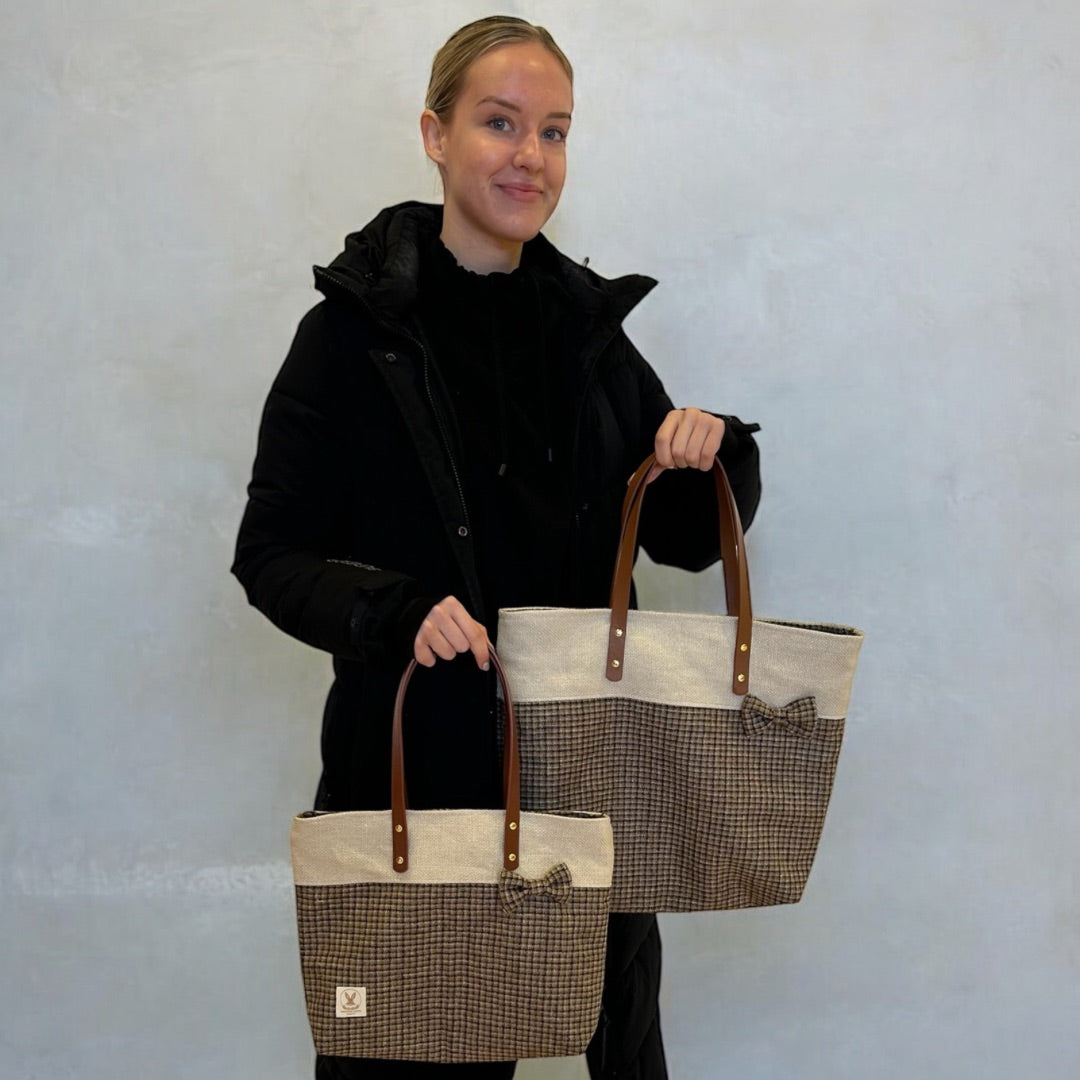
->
[314,201,656,329]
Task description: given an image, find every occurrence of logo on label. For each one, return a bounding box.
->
[336,986,367,1018]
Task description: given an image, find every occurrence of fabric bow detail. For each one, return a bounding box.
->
[498,862,573,913]
[740,694,819,738]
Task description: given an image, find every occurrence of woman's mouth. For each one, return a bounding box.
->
[497,184,544,202]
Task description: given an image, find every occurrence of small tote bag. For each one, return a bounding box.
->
[497,455,863,913]
[290,650,614,1062]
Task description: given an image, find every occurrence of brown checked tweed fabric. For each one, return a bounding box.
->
[295,880,609,1061]
[515,696,845,912]
[497,862,572,912]
[740,694,819,738]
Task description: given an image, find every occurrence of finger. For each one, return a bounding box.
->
[415,598,490,670]
[469,630,491,672]
[680,416,711,469]
[416,625,460,662]
[644,462,667,485]
[417,621,470,663]
[414,602,467,666]
[698,417,725,468]
[668,408,700,467]
[425,602,473,654]
[653,410,681,469]
[447,606,491,671]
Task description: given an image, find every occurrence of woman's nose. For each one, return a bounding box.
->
[514,132,543,170]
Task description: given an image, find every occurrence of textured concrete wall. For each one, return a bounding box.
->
[2,2,1077,1077]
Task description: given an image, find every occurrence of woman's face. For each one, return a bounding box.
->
[422,42,573,272]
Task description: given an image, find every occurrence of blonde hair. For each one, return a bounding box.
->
[425,15,573,121]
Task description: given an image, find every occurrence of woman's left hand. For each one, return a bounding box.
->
[647,408,726,483]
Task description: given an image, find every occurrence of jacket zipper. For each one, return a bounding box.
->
[421,348,472,536]
[313,266,472,537]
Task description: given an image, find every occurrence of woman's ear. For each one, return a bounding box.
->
[420,109,446,166]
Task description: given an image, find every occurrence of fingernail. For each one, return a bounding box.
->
[482,662,490,671]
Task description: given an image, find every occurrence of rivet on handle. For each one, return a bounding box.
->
[607,453,753,695]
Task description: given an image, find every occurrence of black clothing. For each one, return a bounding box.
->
[232,202,761,1078]
[416,235,576,622]
[589,915,668,1080]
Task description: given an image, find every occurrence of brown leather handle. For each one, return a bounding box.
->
[390,650,521,873]
[606,455,753,694]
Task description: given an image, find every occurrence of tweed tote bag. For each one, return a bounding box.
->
[289,650,614,1062]
[497,454,863,914]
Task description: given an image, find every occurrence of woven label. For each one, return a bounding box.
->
[335,986,367,1018]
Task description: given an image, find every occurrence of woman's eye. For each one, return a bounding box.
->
[487,116,511,132]
[542,127,567,143]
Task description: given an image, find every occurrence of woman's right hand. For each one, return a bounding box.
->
[413,596,491,671]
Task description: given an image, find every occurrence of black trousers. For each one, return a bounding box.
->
[314,913,667,1080]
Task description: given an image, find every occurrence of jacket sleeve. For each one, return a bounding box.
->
[625,336,762,572]
[231,304,433,663]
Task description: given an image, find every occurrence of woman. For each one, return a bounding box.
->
[233,15,761,1080]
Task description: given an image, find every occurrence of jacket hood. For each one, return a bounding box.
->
[314,201,656,326]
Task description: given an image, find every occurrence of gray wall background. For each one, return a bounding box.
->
[3,1,1078,1077]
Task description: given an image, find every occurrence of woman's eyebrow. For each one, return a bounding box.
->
[475,95,572,121]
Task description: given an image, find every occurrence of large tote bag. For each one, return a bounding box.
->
[497,455,863,914]
[290,651,614,1062]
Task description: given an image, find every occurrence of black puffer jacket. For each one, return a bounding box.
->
[233,201,761,1076]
